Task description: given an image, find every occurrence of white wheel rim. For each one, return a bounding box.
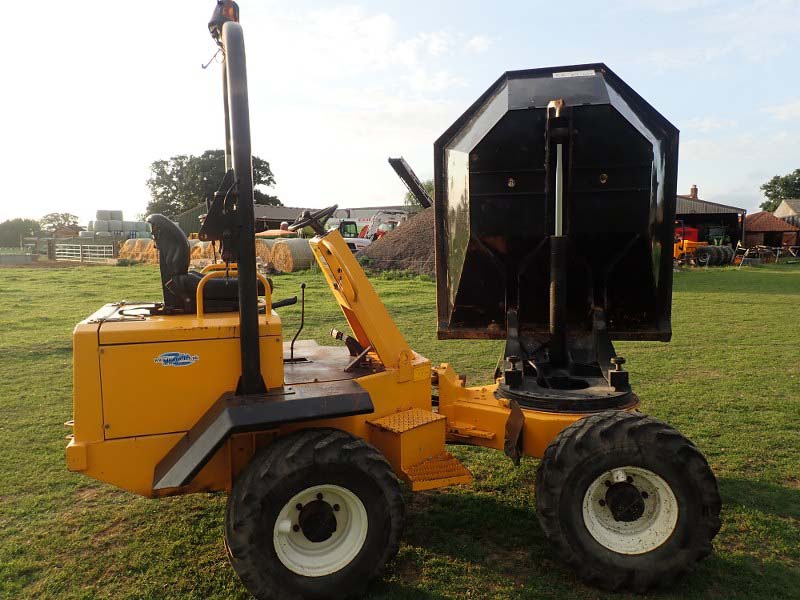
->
[582,466,678,555]
[273,484,368,577]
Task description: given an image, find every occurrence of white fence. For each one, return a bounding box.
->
[55,244,115,263]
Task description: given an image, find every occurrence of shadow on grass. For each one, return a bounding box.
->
[719,477,800,519]
[375,484,800,599]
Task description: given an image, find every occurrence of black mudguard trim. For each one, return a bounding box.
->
[152,380,373,491]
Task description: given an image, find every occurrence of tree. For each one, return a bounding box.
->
[760,169,800,212]
[0,218,41,246]
[146,149,280,216]
[403,179,434,207]
[39,213,79,231]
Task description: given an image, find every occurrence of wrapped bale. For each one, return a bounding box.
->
[96,210,111,221]
[93,220,109,232]
[271,239,314,273]
[87,220,94,232]
[123,221,136,232]
[109,210,124,221]
[108,220,123,232]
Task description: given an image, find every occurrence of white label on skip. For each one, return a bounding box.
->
[553,70,596,78]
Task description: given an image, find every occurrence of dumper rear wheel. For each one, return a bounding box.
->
[535,411,720,592]
[225,429,405,600]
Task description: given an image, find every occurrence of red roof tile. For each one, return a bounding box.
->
[745,211,800,232]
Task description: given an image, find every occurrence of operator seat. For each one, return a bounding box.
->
[147,214,260,314]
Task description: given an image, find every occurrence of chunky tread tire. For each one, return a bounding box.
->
[693,246,711,266]
[225,429,405,600]
[535,411,721,592]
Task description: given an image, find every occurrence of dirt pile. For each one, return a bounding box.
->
[359,207,435,277]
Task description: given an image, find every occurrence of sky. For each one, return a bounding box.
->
[1,0,798,225]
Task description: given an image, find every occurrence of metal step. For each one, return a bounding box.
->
[367,408,472,491]
[405,451,472,492]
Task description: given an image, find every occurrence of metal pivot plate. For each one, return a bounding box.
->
[273,484,368,577]
[581,466,679,555]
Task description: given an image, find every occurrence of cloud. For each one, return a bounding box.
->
[631,0,800,69]
[466,34,492,53]
[619,0,722,12]
[764,100,800,121]
[680,117,736,134]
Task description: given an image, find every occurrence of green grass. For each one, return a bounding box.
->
[1,263,798,599]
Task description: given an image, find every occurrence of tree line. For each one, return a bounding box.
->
[1,159,797,247]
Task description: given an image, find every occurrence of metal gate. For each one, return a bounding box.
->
[55,244,115,263]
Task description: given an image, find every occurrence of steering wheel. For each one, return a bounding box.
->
[289,205,339,235]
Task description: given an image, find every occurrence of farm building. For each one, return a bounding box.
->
[174,203,207,236]
[744,211,800,247]
[254,205,321,230]
[174,204,321,235]
[174,203,412,236]
[773,199,800,228]
[676,185,746,247]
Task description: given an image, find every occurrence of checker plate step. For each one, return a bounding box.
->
[368,408,445,433]
[404,451,472,492]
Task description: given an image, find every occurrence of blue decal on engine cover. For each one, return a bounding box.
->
[154,352,199,367]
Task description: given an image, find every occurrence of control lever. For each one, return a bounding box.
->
[289,283,306,361]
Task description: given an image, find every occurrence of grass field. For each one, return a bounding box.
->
[1,263,798,599]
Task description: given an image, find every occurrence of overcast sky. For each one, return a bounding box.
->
[2,0,798,225]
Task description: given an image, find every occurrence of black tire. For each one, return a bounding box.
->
[535,411,721,592]
[711,245,725,266]
[693,246,711,266]
[722,245,734,264]
[225,429,405,600]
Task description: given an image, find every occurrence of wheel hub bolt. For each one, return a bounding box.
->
[317,493,324,500]
[292,524,300,532]
[296,503,303,511]
[333,504,340,512]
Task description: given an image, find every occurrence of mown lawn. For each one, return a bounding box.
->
[0,263,798,599]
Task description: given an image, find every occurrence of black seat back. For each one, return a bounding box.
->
[147,214,254,314]
[148,214,190,281]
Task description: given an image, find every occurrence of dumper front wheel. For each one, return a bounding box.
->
[535,411,721,592]
[225,429,405,600]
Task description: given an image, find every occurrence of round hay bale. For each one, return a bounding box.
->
[204,242,219,260]
[271,239,314,273]
[191,241,207,260]
[119,239,137,259]
[133,239,149,252]
[145,241,159,264]
[254,239,272,264]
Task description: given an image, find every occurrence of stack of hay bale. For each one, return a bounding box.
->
[89,210,151,239]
